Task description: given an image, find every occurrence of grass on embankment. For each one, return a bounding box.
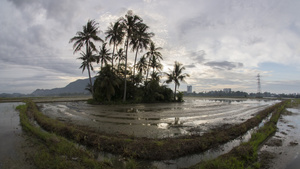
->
[19,99,288,161]
[16,102,112,169]
[190,100,291,169]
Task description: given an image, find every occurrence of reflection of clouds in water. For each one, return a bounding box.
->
[37,98,281,138]
[157,123,169,129]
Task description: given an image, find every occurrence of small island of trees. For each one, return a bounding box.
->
[70,11,189,103]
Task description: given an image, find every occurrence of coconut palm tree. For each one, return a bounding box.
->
[150,72,161,82]
[77,50,96,93]
[115,48,125,72]
[121,10,143,102]
[149,55,163,75]
[130,24,154,81]
[136,55,148,75]
[69,19,103,94]
[105,20,125,70]
[78,49,96,73]
[97,42,111,70]
[165,61,190,101]
[144,42,162,82]
[94,65,121,101]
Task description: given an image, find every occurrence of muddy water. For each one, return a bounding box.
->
[97,113,273,169]
[0,102,30,168]
[37,98,279,138]
[260,106,300,169]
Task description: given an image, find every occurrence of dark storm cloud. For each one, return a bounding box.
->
[205,61,243,70]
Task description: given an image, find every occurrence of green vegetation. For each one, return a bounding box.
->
[287,98,300,107]
[191,100,290,169]
[70,11,189,103]
[125,159,139,169]
[16,101,111,169]
[166,61,190,101]
[185,90,300,98]
[18,99,288,162]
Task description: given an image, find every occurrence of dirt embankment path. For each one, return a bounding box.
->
[259,105,300,169]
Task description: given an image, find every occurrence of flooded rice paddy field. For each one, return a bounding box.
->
[37,97,280,138]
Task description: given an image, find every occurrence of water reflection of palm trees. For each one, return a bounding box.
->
[174,117,180,125]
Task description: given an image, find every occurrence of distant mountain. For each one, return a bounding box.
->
[31,78,94,96]
[0,93,26,98]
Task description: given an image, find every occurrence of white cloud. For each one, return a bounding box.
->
[1,0,300,94]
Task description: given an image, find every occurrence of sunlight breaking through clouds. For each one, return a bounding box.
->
[1,0,300,94]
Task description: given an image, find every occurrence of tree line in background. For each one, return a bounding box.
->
[69,11,189,103]
[184,90,300,98]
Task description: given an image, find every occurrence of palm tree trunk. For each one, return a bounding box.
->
[152,65,155,76]
[112,42,115,71]
[86,43,94,95]
[87,64,93,94]
[123,38,129,102]
[132,47,139,83]
[174,84,177,101]
[152,55,155,78]
[118,56,121,73]
[145,57,151,82]
[115,46,121,73]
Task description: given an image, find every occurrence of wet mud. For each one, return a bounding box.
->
[0,102,33,169]
[259,106,300,169]
[37,97,280,138]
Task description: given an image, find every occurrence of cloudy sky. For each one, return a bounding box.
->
[1,0,300,94]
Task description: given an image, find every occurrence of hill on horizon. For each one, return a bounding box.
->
[30,78,94,96]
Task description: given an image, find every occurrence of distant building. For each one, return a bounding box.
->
[223,88,231,93]
[187,85,192,93]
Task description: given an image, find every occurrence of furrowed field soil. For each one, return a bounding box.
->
[37,97,280,138]
[26,98,285,161]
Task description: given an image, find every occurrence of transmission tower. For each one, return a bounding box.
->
[257,74,262,97]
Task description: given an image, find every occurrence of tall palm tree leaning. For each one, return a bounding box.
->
[69,19,103,95]
[78,50,96,93]
[105,20,125,71]
[130,23,154,82]
[115,48,125,72]
[97,42,111,70]
[150,55,163,76]
[136,55,148,76]
[144,42,163,82]
[165,61,190,101]
[121,10,143,102]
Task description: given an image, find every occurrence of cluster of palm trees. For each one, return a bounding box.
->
[70,11,189,102]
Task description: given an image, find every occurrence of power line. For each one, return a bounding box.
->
[257,74,262,97]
